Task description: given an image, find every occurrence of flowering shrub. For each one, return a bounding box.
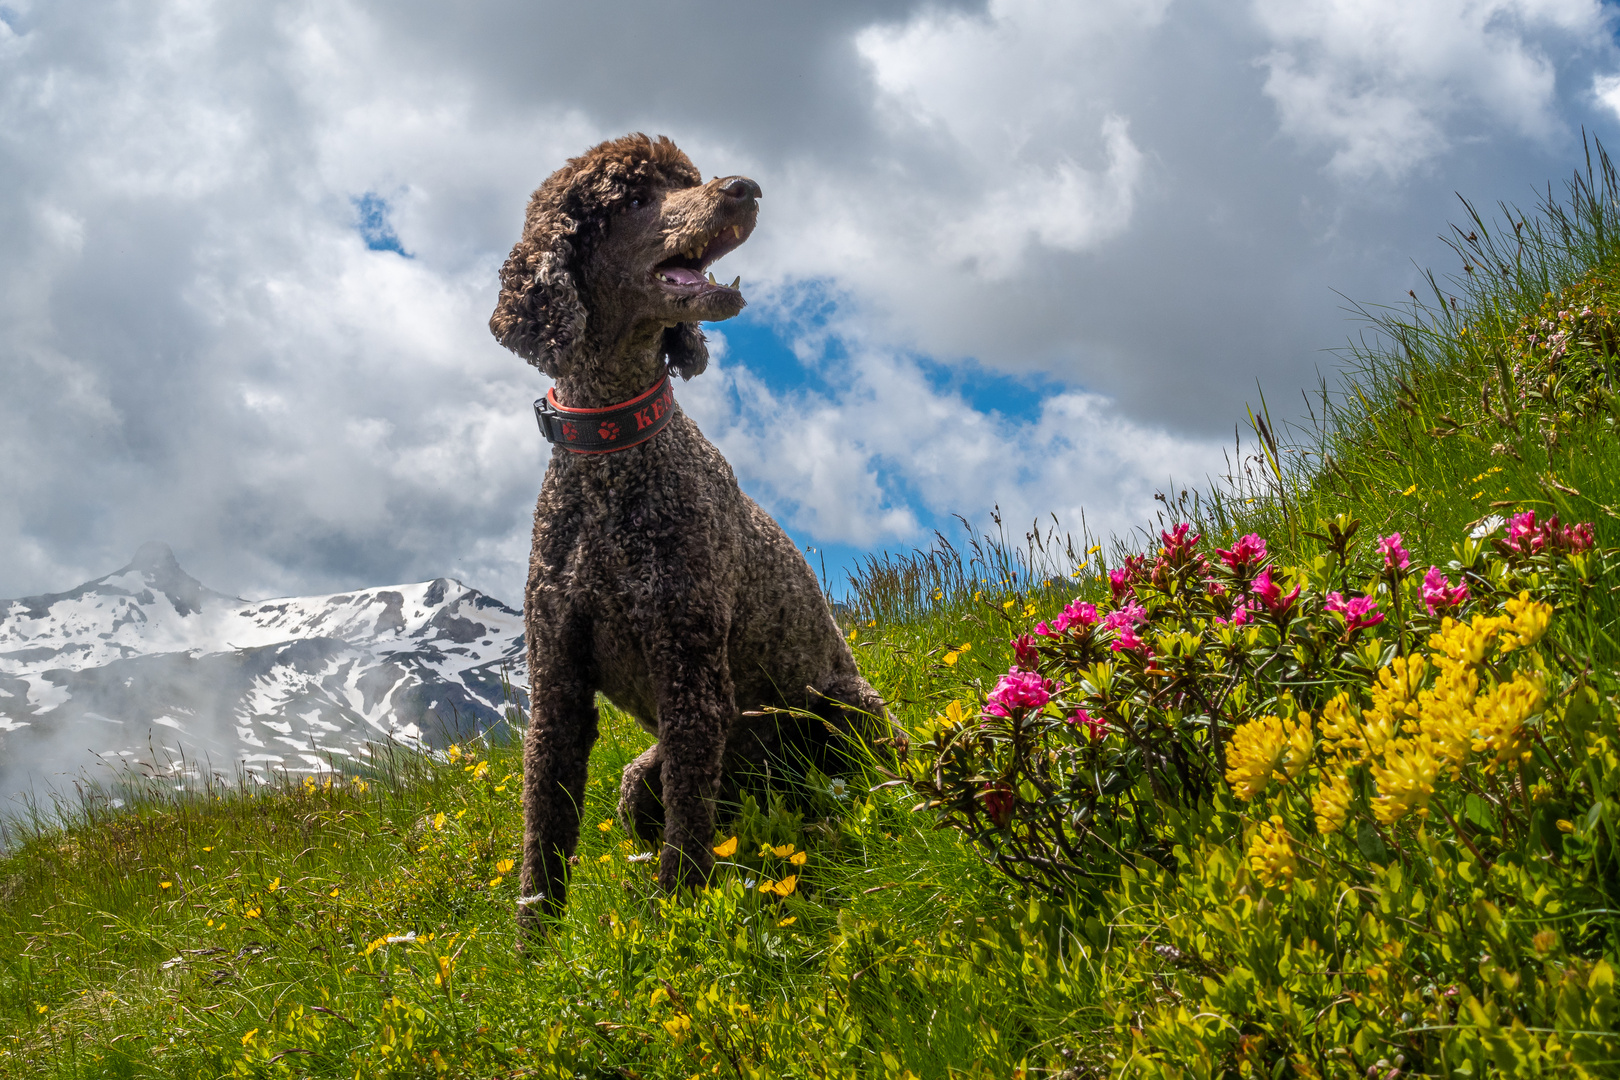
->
[895,514,1606,896]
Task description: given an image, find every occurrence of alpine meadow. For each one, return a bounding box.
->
[9,147,1620,1079]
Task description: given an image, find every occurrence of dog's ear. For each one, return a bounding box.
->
[662,322,708,380]
[489,207,587,378]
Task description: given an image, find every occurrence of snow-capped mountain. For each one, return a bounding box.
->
[0,543,528,799]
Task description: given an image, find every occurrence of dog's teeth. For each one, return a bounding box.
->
[707,272,718,285]
[732,225,741,238]
[730,276,740,290]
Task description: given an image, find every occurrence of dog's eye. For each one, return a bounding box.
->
[629,197,643,209]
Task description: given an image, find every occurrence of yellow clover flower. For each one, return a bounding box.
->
[1471,672,1546,767]
[1312,771,1354,835]
[1247,815,1298,890]
[1225,711,1313,800]
[1500,592,1552,652]
[1370,734,1443,824]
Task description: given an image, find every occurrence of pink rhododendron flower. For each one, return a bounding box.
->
[1161,523,1201,561]
[1249,568,1301,615]
[1101,603,1145,633]
[1506,511,1544,555]
[1377,532,1411,572]
[1036,599,1101,638]
[1215,602,1251,628]
[984,670,1058,717]
[1110,626,1148,653]
[1067,708,1107,740]
[1421,566,1469,615]
[1108,555,1149,601]
[1215,533,1267,572]
[1325,592,1385,633]
[1012,633,1039,671]
[1565,521,1596,551]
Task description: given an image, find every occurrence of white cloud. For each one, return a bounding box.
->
[1254,0,1608,179]
[1595,72,1620,120]
[681,331,1225,552]
[0,0,1617,609]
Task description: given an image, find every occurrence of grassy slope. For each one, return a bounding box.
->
[7,154,1620,1078]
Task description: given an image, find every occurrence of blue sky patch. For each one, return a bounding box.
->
[352,193,411,257]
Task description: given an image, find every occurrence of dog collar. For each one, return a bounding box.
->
[534,373,677,454]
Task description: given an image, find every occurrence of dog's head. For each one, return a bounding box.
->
[490,133,760,384]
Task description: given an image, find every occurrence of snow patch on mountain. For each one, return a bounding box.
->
[0,543,528,801]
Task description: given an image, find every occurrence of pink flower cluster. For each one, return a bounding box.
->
[1501,511,1595,557]
[1325,592,1385,633]
[1249,567,1301,615]
[1066,707,1107,740]
[1034,599,1100,639]
[985,670,1059,718]
[1160,523,1201,564]
[1103,602,1149,653]
[1377,532,1410,572]
[1421,567,1469,615]
[1215,533,1267,573]
[1011,633,1040,672]
[1109,555,1149,601]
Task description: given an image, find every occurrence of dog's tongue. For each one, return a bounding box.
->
[659,266,707,287]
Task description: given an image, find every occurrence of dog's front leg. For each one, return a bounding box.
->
[651,631,734,892]
[518,630,599,937]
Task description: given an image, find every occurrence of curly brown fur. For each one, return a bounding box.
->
[491,134,886,936]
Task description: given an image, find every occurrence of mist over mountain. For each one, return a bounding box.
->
[0,543,528,805]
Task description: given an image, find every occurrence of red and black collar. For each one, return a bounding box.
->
[534,373,677,454]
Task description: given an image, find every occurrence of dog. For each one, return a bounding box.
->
[489,133,886,928]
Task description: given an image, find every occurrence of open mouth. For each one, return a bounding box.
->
[651,222,750,297]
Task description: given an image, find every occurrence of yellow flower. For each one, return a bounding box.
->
[770,843,795,858]
[242,1028,259,1046]
[712,836,739,858]
[268,877,279,892]
[1318,692,1363,761]
[597,819,613,833]
[1224,712,1313,800]
[1557,819,1575,833]
[790,851,807,866]
[1247,816,1297,890]
[1501,592,1552,652]
[1370,735,1443,824]
[446,744,462,763]
[1416,659,1479,769]
[329,887,340,897]
[1368,654,1427,730]
[765,875,797,897]
[244,906,261,919]
[471,760,490,780]
[1312,772,1354,835]
[1471,672,1546,767]
[1429,615,1507,665]
[943,651,959,666]
[159,881,172,890]
[432,812,446,831]
[649,987,669,1008]
[351,779,369,794]
[495,858,515,874]
[597,852,613,864]
[777,916,798,927]
[663,1014,691,1040]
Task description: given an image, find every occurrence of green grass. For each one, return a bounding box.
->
[9,146,1620,1077]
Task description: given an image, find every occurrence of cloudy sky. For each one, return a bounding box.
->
[3,0,1618,605]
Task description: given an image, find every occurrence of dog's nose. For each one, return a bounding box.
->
[719,176,762,201]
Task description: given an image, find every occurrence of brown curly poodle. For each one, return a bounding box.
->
[490,133,885,929]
